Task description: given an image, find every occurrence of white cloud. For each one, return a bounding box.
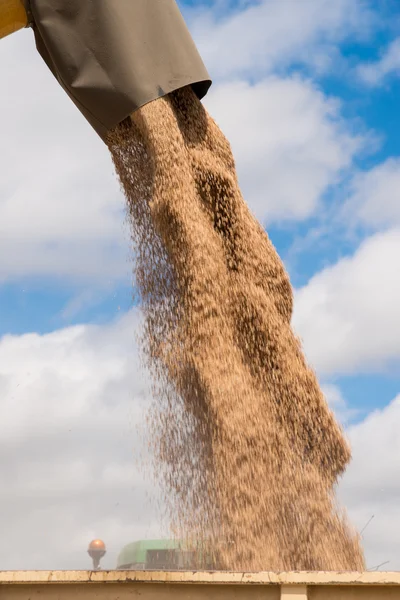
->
[189,0,373,80]
[343,158,400,229]
[205,77,362,224]
[358,37,400,86]
[293,228,400,376]
[321,383,360,424]
[0,31,130,285]
[340,394,400,570]
[0,310,164,570]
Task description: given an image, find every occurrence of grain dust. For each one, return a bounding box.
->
[106,86,364,571]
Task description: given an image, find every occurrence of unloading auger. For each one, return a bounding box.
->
[0,0,212,139]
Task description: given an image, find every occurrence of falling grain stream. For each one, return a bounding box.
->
[106,87,364,572]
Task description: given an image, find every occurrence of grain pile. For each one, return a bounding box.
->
[106,86,364,571]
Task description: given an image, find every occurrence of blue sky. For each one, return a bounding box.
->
[0,0,400,572]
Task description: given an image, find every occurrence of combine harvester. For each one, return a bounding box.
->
[0,1,398,598]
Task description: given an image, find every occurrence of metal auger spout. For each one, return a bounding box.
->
[0,0,27,40]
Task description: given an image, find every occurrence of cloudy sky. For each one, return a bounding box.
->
[0,0,399,572]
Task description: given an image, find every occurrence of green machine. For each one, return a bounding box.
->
[116,540,213,571]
